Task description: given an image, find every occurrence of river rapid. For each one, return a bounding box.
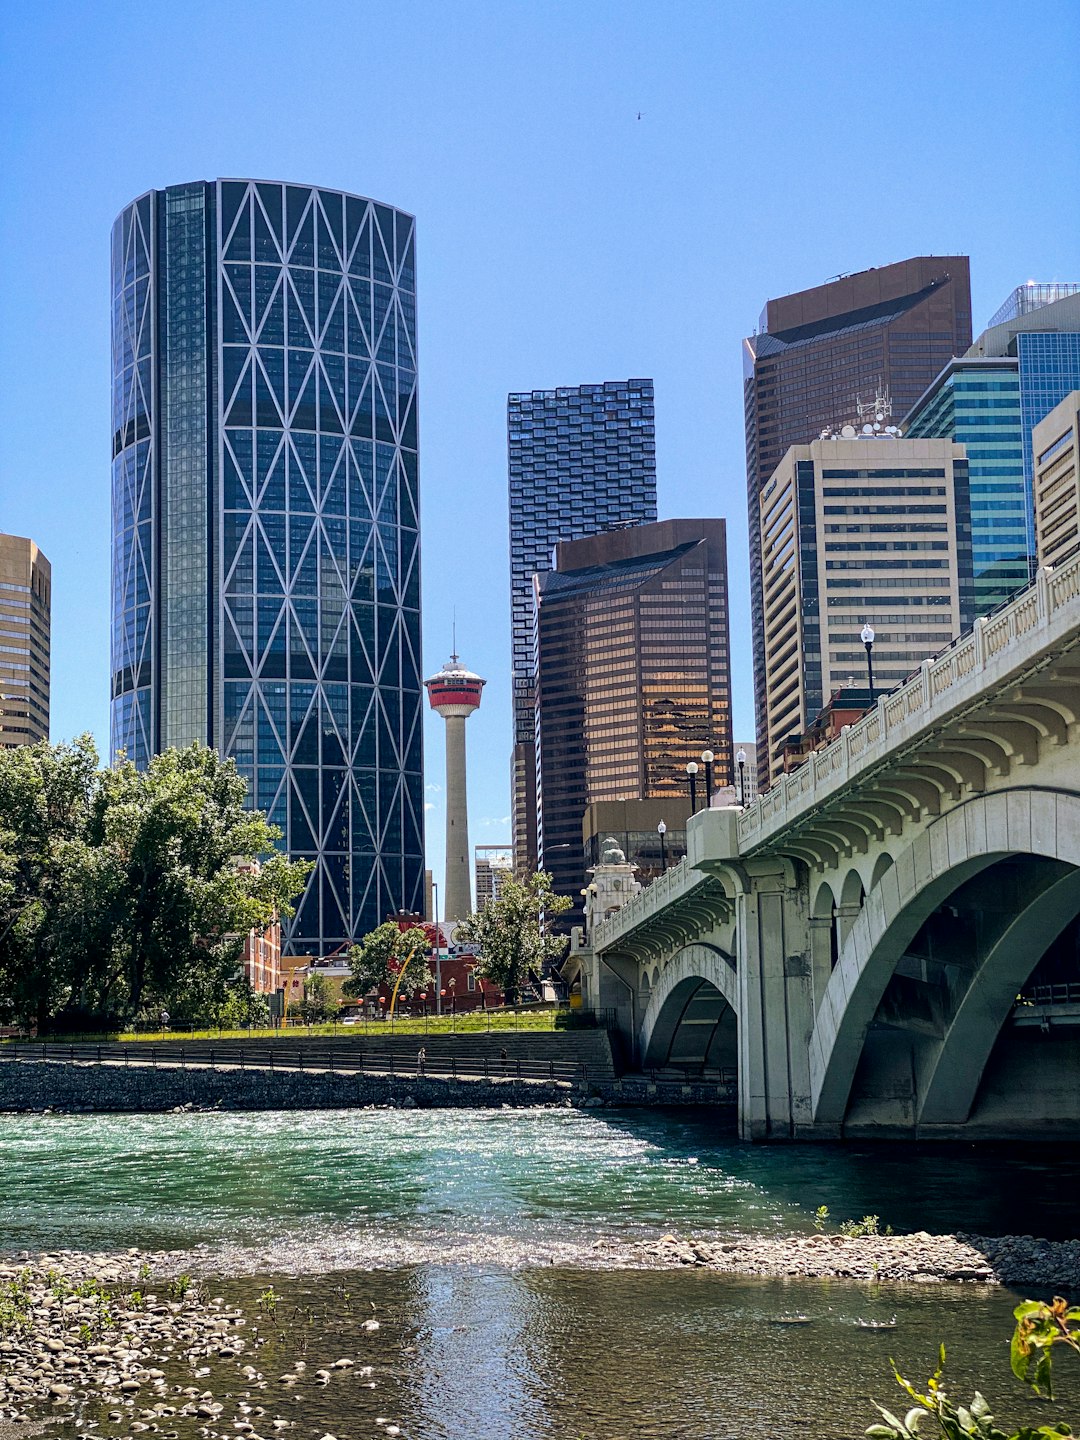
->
[2,1106,1078,1438]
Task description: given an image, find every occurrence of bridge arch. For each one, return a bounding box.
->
[870,852,894,891]
[810,788,1080,1134]
[640,944,738,1075]
[839,867,866,909]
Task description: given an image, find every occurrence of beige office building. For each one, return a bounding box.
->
[1033,391,1080,570]
[0,534,51,749]
[759,435,973,788]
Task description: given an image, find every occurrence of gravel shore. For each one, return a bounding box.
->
[639,1230,1080,1291]
[2,1232,1077,1433]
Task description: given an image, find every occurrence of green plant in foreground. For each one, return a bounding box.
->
[167,1274,193,1301]
[814,1205,830,1231]
[256,1286,278,1316]
[867,1297,1079,1439]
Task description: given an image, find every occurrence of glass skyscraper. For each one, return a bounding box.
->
[904,358,1026,613]
[534,519,732,928]
[507,380,657,875]
[906,288,1080,611]
[110,179,423,954]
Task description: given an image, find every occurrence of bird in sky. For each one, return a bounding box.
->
[636,111,645,120]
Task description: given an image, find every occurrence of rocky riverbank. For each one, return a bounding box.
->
[639,1229,1080,1291]
[0,1253,393,1438]
[2,1233,1079,1435]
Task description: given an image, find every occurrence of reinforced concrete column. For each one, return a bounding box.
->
[737,867,815,1139]
[808,915,834,1016]
[444,713,471,923]
[836,901,862,947]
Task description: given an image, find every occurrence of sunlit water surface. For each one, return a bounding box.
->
[3,1109,1078,1439]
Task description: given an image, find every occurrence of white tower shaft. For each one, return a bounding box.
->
[443,713,471,922]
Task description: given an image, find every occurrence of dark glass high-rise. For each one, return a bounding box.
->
[110,179,423,953]
[507,379,657,875]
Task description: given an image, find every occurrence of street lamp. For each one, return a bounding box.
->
[657,819,668,874]
[861,623,876,705]
[701,749,715,807]
[685,761,698,814]
[736,748,747,805]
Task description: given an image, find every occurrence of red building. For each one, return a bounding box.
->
[242,919,281,994]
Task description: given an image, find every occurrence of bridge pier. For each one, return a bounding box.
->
[736,864,817,1139]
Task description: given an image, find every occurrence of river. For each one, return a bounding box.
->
[2,1106,1078,1438]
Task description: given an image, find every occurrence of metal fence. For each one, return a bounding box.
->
[0,1042,587,1084]
[1017,983,1080,1008]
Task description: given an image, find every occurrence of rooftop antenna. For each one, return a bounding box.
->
[451,608,458,663]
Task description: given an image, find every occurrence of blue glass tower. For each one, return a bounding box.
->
[506,380,657,874]
[906,289,1080,613]
[904,358,1026,613]
[110,180,423,953]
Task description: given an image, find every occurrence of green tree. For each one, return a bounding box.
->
[299,971,340,1024]
[453,871,572,1000]
[345,922,431,1003]
[0,737,311,1032]
[208,978,272,1031]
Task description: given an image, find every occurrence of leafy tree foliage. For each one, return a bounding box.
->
[453,871,571,997]
[867,1296,1079,1439]
[0,737,310,1032]
[299,970,340,1024]
[212,979,272,1031]
[345,922,431,1002]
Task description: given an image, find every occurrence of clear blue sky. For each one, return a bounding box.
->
[2,0,1077,892]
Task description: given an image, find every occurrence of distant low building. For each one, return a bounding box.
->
[475,845,513,910]
[780,687,875,775]
[582,798,690,887]
[242,923,281,995]
[230,858,281,994]
[0,533,50,750]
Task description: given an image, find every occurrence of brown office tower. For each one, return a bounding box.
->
[744,257,972,789]
[0,534,51,749]
[533,519,732,929]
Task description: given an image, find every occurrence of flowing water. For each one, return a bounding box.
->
[2,1107,1078,1438]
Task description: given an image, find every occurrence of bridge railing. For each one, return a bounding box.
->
[591,855,694,950]
[738,553,1080,851]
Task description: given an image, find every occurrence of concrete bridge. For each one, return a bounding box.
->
[572,558,1080,1140]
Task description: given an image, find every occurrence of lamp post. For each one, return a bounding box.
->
[701,749,714,807]
[736,748,747,805]
[861,622,876,705]
[657,819,668,874]
[685,761,698,814]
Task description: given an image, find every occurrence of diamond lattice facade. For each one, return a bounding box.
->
[110,179,423,954]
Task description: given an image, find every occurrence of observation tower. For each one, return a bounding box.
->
[424,654,486,923]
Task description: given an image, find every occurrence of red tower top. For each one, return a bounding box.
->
[424,654,486,717]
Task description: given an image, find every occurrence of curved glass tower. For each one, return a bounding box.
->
[110,179,424,952]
